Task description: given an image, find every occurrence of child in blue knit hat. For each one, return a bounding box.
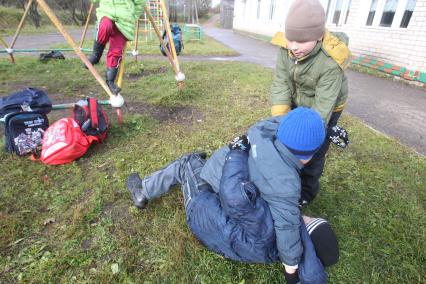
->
[127,107,334,283]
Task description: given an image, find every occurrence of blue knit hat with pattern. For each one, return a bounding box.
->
[276,107,325,160]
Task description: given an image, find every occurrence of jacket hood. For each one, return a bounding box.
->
[271,31,351,70]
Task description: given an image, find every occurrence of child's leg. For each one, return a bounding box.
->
[180,154,211,209]
[87,17,113,66]
[140,153,209,201]
[106,23,127,69]
[96,17,115,45]
[104,23,127,94]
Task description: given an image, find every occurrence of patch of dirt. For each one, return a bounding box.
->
[81,238,92,251]
[125,102,204,126]
[126,67,168,80]
[102,201,131,224]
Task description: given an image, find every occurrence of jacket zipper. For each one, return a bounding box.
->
[294,59,299,106]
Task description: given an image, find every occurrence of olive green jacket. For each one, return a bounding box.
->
[270,31,350,123]
[91,0,146,41]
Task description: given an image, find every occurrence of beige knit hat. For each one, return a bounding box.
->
[285,0,326,42]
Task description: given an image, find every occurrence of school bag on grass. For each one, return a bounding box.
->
[39,118,98,165]
[72,98,108,142]
[1,88,52,156]
[0,88,52,117]
[40,98,109,165]
[3,111,49,156]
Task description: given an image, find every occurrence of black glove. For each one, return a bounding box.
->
[284,269,300,284]
[328,125,349,148]
[228,135,250,152]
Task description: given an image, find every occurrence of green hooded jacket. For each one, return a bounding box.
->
[91,0,147,41]
[270,31,350,123]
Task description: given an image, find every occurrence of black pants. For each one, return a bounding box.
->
[300,111,342,202]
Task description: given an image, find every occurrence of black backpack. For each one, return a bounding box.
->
[3,111,49,155]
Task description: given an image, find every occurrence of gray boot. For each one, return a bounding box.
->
[106,67,122,95]
[127,173,148,209]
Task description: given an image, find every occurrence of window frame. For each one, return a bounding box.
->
[326,0,353,26]
[363,0,416,29]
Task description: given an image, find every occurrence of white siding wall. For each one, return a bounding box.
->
[328,0,426,71]
[233,0,426,71]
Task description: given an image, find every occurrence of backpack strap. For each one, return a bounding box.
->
[88,98,99,130]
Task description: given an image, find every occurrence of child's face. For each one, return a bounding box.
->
[287,40,318,59]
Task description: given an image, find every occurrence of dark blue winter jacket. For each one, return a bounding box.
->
[186,150,327,284]
[186,150,279,263]
[187,117,328,283]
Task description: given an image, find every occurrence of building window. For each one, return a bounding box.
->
[325,0,332,18]
[326,0,353,26]
[366,0,378,26]
[380,0,399,27]
[400,0,416,28]
[332,0,343,24]
[257,0,261,19]
[365,0,417,28]
[344,0,352,24]
[269,0,276,20]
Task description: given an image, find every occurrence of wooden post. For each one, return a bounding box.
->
[36,0,115,100]
[144,6,179,75]
[0,36,15,63]
[117,45,127,88]
[10,0,34,49]
[159,0,180,72]
[79,3,94,49]
[133,19,140,62]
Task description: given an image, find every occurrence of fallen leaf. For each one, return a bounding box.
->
[111,263,119,274]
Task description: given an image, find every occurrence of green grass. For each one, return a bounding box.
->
[233,29,273,43]
[49,34,238,57]
[0,5,80,36]
[0,58,425,283]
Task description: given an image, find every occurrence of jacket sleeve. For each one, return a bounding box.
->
[219,150,258,221]
[263,184,302,267]
[313,66,343,124]
[133,0,147,18]
[270,48,292,115]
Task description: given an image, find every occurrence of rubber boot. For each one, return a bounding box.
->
[88,40,105,65]
[106,67,122,95]
[127,173,148,209]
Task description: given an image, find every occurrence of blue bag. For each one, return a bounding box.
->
[0,88,52,117]
[160,24,183,56]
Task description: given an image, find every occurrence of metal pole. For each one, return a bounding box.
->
[10,0,34,49]
[36,0,115,100]
[79,3,94,49]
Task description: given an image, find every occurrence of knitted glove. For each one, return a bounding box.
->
[283,269,300,284]
[328,125,349,148]
[228,135,250,152]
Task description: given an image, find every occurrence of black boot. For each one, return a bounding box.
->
[106,67,122,95]
[127,173,148,209]
[88,40,105,65]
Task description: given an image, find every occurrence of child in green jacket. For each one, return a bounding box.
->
[270,0,350,205]
[88,0,146,94]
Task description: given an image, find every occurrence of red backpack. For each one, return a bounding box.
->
[39,118,96,165]
[72,98,108,142]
